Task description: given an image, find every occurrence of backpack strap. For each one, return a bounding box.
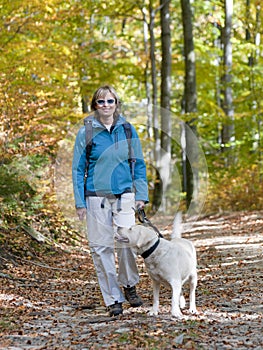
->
[122,122,136,181]
[84,116,93,182]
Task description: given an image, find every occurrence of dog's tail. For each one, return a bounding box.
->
[171,212,182,239]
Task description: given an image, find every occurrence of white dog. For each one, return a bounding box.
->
[117,213,198,317]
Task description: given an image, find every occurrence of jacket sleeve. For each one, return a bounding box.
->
[130,125,149,203]
[72,126,87,208]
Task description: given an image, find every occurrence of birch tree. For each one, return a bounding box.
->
[159,0,172,211]
[246,0,262,178]
[221,0,234,164]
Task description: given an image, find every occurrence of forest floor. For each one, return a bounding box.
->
[0,211,262,349]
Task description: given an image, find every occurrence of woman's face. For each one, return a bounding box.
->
[95,92,116,119]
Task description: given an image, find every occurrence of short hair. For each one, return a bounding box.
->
[90,85,121,118]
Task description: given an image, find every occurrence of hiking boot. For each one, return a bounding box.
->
[108,301,123,317]
[124,285,143,307]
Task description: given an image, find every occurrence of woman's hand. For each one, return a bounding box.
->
[76,208,87,221]
[135,201,145,210]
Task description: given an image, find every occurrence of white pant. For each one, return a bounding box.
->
[86,193,139,306]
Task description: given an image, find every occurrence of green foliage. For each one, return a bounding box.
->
[0,0,262,245]
[0,155,49,227]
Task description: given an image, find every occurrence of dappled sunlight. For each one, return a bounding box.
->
[1,211,262,348]
[195,235,263,248]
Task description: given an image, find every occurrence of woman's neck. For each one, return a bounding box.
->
[100,115,114,126]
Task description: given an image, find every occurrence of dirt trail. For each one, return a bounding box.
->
[0,211,262,349]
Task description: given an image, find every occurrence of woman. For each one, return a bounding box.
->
[72,85,149,316]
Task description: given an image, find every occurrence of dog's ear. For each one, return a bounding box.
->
[136,227,155,248]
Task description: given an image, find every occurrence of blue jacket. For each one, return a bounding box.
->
[72,115,149,208]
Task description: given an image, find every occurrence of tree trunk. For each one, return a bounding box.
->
[159,0,172,211]
[141,4,163,212]
[246,0,262,180]
[221,0,234,165]
[180,0,196,114]
[141,6,151,136]
[180,0,198,212]
[255,3,262,180]
[149,3,164,211]
[149,2,159,144]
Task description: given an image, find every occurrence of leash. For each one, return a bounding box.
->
[137,208,163,238]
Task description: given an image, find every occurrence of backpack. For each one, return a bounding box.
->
[84,116,136,182]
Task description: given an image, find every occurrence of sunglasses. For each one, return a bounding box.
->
[96,99,116,106]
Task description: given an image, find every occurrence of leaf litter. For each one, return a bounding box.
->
[0,211,262,349]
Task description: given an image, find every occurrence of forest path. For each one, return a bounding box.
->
[0,211,262,349]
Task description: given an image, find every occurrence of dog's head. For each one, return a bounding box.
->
[116,224,158,254]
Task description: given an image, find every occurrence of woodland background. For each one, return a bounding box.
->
[1,0,263,232]
[1,0,263,235]
[0,0,263,246]
[0,1,263,348]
